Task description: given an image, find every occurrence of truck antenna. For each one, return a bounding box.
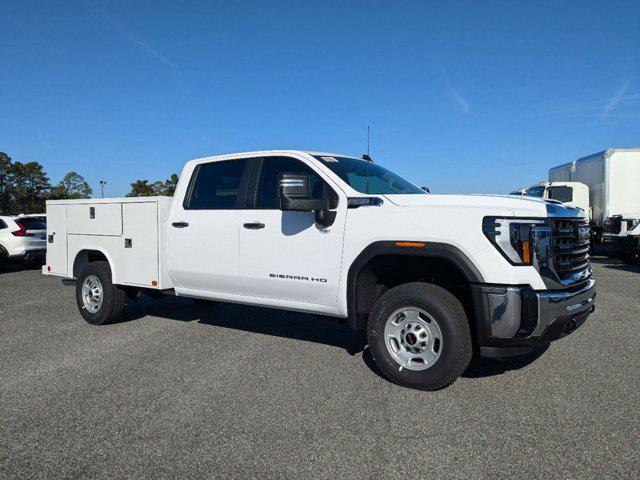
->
[362,125,373,162]
[367,125,371,156]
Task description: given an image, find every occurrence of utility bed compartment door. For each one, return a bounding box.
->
[119,202,159,287]
[46,204,68,275]
[67,203,123,236]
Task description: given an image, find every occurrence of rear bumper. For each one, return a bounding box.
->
[8,247,46,261]
[471,279,596,357]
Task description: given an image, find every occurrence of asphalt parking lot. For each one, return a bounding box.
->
[1,251,639,479]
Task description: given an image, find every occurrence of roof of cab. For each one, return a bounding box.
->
[187,150,361,166]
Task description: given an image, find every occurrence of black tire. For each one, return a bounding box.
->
[75,261,126,325]
[367,282,472,391]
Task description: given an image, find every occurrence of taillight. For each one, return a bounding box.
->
[12,221,34,237]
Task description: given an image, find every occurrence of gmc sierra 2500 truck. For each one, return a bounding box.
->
[44,150,596,390]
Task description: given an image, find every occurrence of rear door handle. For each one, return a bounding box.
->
[172,221,189,228]
[243,222,265,230]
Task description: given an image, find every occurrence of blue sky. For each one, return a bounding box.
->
[1,1,639,197]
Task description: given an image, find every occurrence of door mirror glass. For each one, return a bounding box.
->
[421,186,430,193]
[278,173,328,212]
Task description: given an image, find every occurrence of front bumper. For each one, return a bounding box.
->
[471,279,596,357]
[603,234,640,255]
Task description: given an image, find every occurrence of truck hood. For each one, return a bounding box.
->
[616,212,640,219]
[382,194,583,218]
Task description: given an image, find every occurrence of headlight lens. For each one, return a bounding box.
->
[626,219,640,232]
[483,217,546,265]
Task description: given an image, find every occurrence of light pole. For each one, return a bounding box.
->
[99,180,107,198]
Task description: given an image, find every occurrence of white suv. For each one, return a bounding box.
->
[0,215,47,269]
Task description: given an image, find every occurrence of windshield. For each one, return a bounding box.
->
[525,186,546,198]
[314,156,425,195]
[547,186,573,203]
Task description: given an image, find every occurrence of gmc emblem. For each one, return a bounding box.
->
[576,226,591,242]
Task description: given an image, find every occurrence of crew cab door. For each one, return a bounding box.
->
[167,158,251,296]
[238,156,346,310]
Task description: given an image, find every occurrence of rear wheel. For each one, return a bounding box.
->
[367,282,472,390]
[75,261,126,325]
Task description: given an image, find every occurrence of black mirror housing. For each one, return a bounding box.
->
[281,196,328,212]
[278,172,336,227]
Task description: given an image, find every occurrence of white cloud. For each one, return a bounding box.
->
[448,87,470,115]
[37,133,54,150]
[93,7,178,70]
[603,81,631,118]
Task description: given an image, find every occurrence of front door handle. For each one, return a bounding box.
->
[172,221,189,228]
[243,222,265,230]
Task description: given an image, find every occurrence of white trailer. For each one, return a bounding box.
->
[549,148,640,237]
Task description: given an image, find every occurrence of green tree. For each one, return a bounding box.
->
[126,179,157,197]
[9,161,51,214]
[163,173,179,196]
[0,152,12,214]
[126,173,179,197]
[49,172,93,200]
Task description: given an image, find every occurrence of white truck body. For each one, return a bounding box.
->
[43,150,597,389]
[549,148,640,228]
[45,197,173,289]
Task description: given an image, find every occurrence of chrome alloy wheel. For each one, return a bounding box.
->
[81,275,104,313]
[383,307,443,371]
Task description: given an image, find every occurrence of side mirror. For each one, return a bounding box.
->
[278,172,336,227]
[421,186,430,193]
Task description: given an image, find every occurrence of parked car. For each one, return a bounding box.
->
[0,215,47,269]
[43,150,596,390]
[549,148,640,245]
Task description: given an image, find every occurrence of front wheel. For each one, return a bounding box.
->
[367,282,472,391]
[75,261,126,325]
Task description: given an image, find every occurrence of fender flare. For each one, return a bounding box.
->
[71,247,118,283]
[346,241,484,330]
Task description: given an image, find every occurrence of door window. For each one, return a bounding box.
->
[184,159,248,210]
[254,157,338,209]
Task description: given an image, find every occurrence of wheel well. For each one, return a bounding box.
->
[73,250,110,278]
[352,254,475,333]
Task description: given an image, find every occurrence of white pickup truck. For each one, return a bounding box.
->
[44,150,596,390]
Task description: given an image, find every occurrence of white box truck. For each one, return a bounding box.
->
[549,148,640,245]
[44,150,596,390]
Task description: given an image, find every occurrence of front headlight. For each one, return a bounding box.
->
[482,217,546,265]
[626,218,640,232]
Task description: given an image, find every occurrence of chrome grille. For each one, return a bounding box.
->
[551,218,591,283]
